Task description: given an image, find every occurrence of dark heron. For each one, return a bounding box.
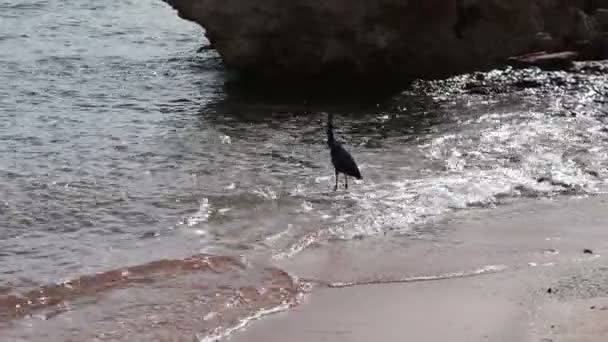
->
[326,113,362,191]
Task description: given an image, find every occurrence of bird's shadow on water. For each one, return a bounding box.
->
[194,76,454,146]
[211,77,403,117]
[168,54,456,144]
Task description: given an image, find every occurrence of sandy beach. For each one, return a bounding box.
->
[231,196,608,342]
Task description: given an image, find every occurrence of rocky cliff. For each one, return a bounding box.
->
[163,0,608,79]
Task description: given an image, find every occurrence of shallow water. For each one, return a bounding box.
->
[2,0,608,340]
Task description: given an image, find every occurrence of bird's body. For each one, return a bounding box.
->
[327,113,362,190]
[329,141,362,179]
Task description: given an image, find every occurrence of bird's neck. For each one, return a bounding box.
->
[327,126,336,147]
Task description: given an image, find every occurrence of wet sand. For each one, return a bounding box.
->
[0,255,302,342]
[3,196,608,341]
[231,196,608,342]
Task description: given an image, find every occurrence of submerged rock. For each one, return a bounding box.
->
[163,0,608,79]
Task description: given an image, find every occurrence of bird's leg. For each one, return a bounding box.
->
[334,170,339,191]
[345,175,348,189]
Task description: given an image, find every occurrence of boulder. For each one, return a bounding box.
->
[163,0,608,79]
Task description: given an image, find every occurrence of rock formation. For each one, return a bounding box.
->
[163,0,608,79]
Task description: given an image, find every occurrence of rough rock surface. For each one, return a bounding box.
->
[163,0,608,79]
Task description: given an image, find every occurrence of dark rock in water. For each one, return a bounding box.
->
[462,80,506,94]
[511,79,544,89]
[474,72,485,81]
[464,81,483,90]
[576,60,608,74]
[586,170,600,177]
[463,81,491,94]
[583,248,594,254]
[535,176,578,192]
[547,287,553,294]
[466,86,491,95]
[140,231,160,239]
[196,43,214,53]
[162,0,608,80]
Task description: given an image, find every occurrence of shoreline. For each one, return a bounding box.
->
[2,196,608,341]
[230,195,608,342]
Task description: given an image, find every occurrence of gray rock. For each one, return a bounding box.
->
[163,0,608,79]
